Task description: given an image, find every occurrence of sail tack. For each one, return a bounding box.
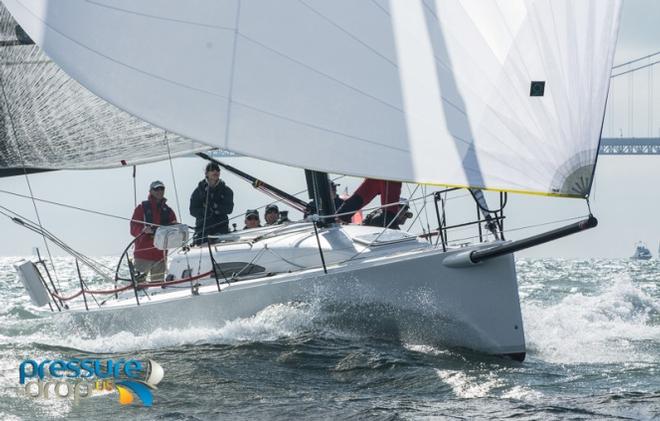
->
[2,0,621,196]
[0,3,212,175]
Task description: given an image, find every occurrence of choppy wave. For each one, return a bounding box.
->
[0,257,658,420]
[520,262,660,364]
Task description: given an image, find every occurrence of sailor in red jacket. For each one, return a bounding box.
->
[336,178,404,229]
[130,180,177,282]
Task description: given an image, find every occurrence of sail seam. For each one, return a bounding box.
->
[233,33,524,171]
[223,0,242,149]
[297,0,397,67]
[489,2,561,176]
[421,0,557,183]
[7,0,229,98]
[371,1,555,185]
[86,0,235,30]
[230,100,409,153]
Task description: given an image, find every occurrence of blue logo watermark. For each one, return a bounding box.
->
[19,358,163,406]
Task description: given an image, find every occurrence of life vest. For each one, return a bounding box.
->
[141,200,172,227]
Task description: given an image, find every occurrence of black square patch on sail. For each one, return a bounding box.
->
[530,81,545,96]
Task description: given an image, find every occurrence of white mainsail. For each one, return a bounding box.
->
[3,0,621,197]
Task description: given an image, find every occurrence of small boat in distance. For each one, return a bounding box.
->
[631,242,652,260]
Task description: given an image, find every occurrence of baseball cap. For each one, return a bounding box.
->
[245,209,259,218]
[265,204,279,213]
[150,180,165,190]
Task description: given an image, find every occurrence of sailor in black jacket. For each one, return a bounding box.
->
[189,163,234,244]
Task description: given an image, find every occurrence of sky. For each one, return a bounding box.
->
[0,0,658,259]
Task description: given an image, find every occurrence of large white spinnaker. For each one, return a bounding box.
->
[3,0,621,196]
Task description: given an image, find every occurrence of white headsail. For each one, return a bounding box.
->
[3,0,621,197]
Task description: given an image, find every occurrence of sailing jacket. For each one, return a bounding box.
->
[130,195,177,261]
[189,179,234,239]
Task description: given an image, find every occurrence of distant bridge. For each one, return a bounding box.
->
[603,51,659,155]
[599,138,660,155]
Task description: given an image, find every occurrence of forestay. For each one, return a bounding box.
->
[0,3,212,175]
[3,0,621,196]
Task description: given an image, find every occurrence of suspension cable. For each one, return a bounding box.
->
[612,50,660,69]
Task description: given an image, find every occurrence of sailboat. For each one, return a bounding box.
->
[2,1,622,361]
[631,242,652,260]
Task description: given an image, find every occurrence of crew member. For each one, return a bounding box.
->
[264,204,279,226]
[336,178,402,228]
[362,198,412,230]
[189,163,234,245]
[244,209,261,229]
[130,180,177,282]
[305,181,344,218]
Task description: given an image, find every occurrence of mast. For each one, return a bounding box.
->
[304,170,335,224]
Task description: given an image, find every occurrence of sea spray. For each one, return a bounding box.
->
[522,265,660,364]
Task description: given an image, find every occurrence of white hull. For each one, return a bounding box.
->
[66,225,526,360]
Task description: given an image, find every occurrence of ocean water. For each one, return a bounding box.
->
[0,257,658,420]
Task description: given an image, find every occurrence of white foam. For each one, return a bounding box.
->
[435,369,502,398]
[523,273,660,364]
[403,343,452,356]
[501,385,544,401]
[10,301,320,353]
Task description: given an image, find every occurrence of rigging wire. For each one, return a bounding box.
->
[405,198,429,235]
[448,215,588,245]
[164,132,184,221]
[197,177,212,273]
[0,75,62,290]
[423,185,432,237]
[22,189,592,307]
[0,180,467,231]
[406,183,427,235]
[52,208,587,304]
[0,205,114,279]
[0,188,137,222]
[343,184,420,263]
[132,165,137,208]
[164,132,193,274]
